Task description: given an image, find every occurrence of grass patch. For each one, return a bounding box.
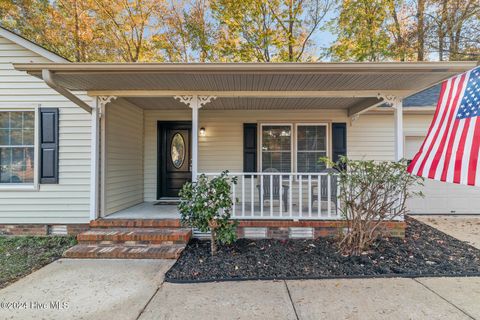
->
[0,236,76,288]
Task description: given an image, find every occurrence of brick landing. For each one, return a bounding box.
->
[64,219,191,259]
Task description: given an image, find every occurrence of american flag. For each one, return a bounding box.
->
[407,66,480,186]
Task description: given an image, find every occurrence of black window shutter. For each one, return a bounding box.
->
[39,108,59,184]
[243,123,257,173]
[331,123,347,163]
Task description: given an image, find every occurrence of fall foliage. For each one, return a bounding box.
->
[0,0,478,62]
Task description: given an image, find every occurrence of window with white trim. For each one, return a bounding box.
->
[261,125,292,172]
[260,123,328,173]
[0,111,35,184]
[296,124,327,172]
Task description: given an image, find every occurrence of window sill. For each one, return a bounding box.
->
[0,184,39,191]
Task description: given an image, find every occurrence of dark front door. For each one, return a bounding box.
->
[158,122,191,198]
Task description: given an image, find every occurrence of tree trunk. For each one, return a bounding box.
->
[288,0,294,62]
[73,0,81,62]
[210,228,217,256]
[416,0,425,61]
[438,0,448,61]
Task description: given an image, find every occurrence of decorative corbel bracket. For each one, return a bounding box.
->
[377,93,402,108]
[174,95,217,108]
[97,96,117,118]
[350,114,360,125]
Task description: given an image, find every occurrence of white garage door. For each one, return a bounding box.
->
[405,136,480,214]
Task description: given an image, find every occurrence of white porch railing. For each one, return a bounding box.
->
[201,172,341,220]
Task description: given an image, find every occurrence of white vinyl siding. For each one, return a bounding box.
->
[104,99,144,215]
[0,35,92,224]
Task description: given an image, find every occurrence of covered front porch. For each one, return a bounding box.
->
[15,62,476,222]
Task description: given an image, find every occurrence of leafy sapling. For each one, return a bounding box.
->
[178,171,238,256]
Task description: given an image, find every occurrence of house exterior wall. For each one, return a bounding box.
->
[104,99,144,215]
[0,35,92,224]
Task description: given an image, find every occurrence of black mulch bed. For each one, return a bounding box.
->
[165,217,480,283]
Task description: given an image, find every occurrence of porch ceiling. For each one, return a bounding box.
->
[14,62,477,112]
[124,96,377,110]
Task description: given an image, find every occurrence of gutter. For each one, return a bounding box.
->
[42,69,92,113]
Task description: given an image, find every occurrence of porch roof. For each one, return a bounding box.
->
[14,62,477,114]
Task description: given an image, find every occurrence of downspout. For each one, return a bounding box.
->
[42,69,92,113]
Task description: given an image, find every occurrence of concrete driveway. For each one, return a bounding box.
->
[1,258,478,320]
[414,215,480,249]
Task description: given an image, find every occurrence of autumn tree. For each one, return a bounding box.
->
[212,0,333,62]
[332,0,392,61]
[92,0,167,62]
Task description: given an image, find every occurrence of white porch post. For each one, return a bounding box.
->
[89,98,100,221]
[89,96,116,221]
[379,94,404,161]
[393,99,404,161]
[174,95,216,182]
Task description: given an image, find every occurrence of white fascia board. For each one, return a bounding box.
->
[0,27,68,63]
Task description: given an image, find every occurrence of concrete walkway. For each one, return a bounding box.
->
[414,215,480,249]
[1,259,478,319]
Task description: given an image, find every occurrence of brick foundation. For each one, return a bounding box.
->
[0,224,89,236]
[236,220,406,239]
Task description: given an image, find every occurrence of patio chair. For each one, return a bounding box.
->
[256,168,289,209]
[311,168,338,213]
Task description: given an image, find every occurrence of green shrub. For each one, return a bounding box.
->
[178,171,238,255]
[322,156,423,256]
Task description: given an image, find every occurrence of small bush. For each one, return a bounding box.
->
[323,157,423,256]
[178,171,238,255]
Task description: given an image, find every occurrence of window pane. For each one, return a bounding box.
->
[0,111,35,184]
[23,112,34,129]
[262,151,291,172]
[0,113,8,128]
[262,126,291,151]
[10,112,22,129]
[10,129,22,145]
[23,128,34,145]
[0,129,9,145]
[297,151,327,172]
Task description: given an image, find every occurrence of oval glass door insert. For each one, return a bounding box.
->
[171,133,185,169]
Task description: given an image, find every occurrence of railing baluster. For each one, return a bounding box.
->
[289,175,293,217]
[279,175,283,217]
[270,175,273,217]
[251,175,254,217]
[308,174,312,217]
[232,180,236,218]
[317,174,321,217]
[241,175,245,217]
[260,173,264,218]
[327,174,332,217]
[298,174,302,218]
[336,174,340,218]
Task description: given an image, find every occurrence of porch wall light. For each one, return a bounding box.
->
[199,127,206,136]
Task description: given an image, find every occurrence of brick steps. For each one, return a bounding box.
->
[63,243,185,259]
[64,218,190,260]
[77,228,191,244]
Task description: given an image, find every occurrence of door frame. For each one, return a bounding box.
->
[157,121,192,200]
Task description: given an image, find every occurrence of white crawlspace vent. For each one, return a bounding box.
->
[192,228,211,239]
[243,227,267,239]
[289,227,314,239]
[48,225,68,236]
